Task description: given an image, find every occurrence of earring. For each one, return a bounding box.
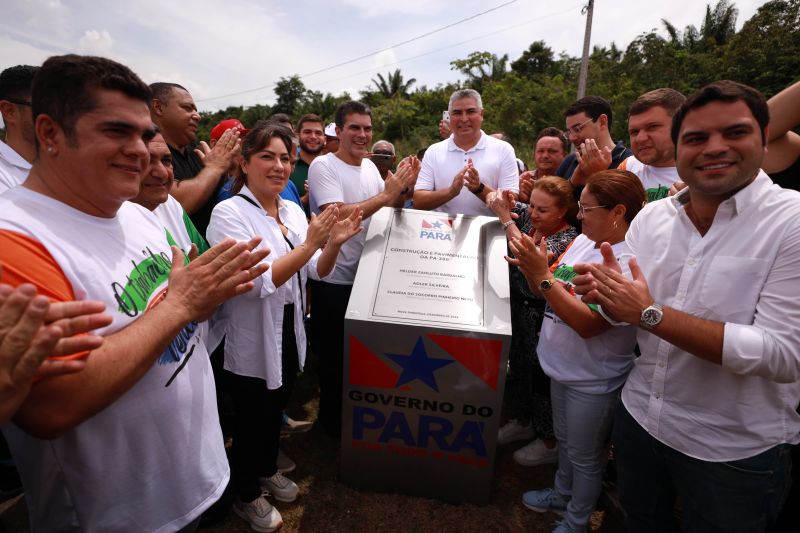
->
[46,145,54,153]
[613,219,618,230]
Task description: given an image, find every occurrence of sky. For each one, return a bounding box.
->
[0,0,771,113]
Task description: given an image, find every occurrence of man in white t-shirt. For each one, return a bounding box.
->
[575,81,800,532]
[0,65,38,193]
[618,88,685,202]
[131,131,209,255]
[307,100,416,437]
[0,54,268,533]
[414,89,519,216]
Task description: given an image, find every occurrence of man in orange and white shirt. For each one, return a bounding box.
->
[0,54,268,533]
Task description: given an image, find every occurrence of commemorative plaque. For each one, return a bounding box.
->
[341,207,512,504]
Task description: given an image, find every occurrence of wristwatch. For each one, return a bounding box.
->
[471,182,485,195]
[640,303,664,330]
[539,278,555,292]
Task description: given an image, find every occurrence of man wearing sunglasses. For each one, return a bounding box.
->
[369,140,396,180]
[0,65,38,193]
[556,95,632,188]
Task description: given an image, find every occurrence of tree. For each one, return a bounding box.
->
[298,90,351,122]
[661,0,737,51]
[700,0,738,46]
[273,75,307,116]
[450,51,509,92]
[370,69,417,99]
[724,0,800,96]
[511,41,556,79]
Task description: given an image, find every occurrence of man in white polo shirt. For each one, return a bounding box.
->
[413,89,519,216]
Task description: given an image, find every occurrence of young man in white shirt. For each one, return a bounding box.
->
[307,100,416,437]
[574,80,800,532]
[413,89,519,216]
[618,88,685,202]
[0,65,38,192]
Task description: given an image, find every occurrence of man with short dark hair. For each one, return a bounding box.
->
[532,127,569,178]
[0,54,267,532]
[0,65,38,192]
[131,131,208,255]
[269,112,294,133]
[308,101,417,437]
[290,114,325,210]
[149,82,241,235]
[516,127,569,203]
[575,80,800,532]
[414,89,519,215]
[556,95,632,186]
[618,88,685,202]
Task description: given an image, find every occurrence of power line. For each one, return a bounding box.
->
[197,0,518,103]
[307,5,582,93]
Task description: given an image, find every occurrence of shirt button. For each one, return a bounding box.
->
[687,258,696,266]
[658,361,666,368]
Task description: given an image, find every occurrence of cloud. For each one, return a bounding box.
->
[372,48,398,69]
[339,0,448,17]
[77,29,113,55]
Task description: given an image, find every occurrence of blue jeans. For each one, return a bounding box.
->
[551,380,619,533]
[613,403,793,533]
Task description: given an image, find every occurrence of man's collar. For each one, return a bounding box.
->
[671,169,770,215]
[448,130,486,153]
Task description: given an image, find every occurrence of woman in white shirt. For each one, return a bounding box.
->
[507,169,646,533]
[207,122,361,533]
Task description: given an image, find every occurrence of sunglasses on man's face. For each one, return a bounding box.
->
[370,153,394,160]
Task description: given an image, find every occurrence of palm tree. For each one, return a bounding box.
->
[371,69,417,99]
[662,0,737,50]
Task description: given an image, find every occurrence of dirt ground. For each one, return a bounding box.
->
[0,351,625,533]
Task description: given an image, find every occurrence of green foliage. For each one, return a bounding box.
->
[196,0,800,164]
[273,75,307,116]
[510,41,557,80]
[449,51,509,92]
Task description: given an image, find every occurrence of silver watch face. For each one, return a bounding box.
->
[641,306,663,327]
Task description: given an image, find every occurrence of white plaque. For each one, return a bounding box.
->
[371,210,483,326]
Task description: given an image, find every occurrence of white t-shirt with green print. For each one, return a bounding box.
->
[537,234,638,393]
[620,155,680,203]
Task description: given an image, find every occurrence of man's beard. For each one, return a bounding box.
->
[300,140,323,155]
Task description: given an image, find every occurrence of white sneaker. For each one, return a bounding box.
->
[281,415,313,435]
[233,495,283,532]
[260,471,299,503]
[514,439,559,466]
[497,419,536,445]
[277,449,296,474]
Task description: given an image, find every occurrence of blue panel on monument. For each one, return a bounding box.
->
[341,207,511,504]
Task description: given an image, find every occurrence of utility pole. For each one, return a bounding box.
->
[577,0,594,99]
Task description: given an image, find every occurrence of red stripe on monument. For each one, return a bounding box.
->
[349,336,399,388]
[427,334,502,390]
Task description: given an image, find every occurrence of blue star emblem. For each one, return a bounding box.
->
[386,338,454,392]
[430,220,443,229]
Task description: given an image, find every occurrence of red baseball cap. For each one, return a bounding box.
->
[210,119,249,144]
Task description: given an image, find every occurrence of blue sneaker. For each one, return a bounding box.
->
[552,519,577,533]
[522,487,568,516]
